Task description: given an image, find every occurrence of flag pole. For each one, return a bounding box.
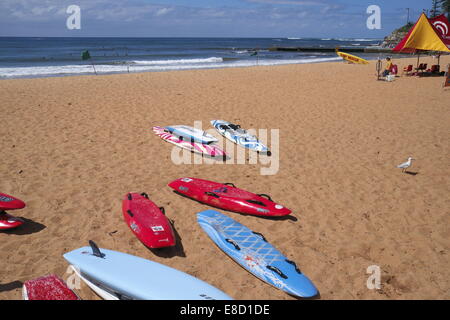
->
[250,49,258,66]
[376,58,382,80]
[91,62,97,75]
[417,51,420,69]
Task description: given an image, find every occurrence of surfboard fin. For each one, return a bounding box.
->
[89,240,105,258]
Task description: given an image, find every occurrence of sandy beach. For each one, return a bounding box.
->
[1,55,449,300]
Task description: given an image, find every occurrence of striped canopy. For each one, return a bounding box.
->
[393,13,450,53]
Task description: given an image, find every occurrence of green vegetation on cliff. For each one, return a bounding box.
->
[395,22,414,33]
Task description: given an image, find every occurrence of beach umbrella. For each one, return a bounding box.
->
[393,13,450,69]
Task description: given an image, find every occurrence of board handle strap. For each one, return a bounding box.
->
[223,182,236,188]
[205,192,220,198]
[225,238,241,251]
[266,265,288,279]
[257,194,273,202]
[285,259,302,274]
[252,231,267,242]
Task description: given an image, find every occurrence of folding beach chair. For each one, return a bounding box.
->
[429,65,440,73]
[418,64,444,77]
[402,64,413,76]
[415,63,427,74]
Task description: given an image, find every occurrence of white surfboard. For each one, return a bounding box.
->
[164,125,218,144]
[63,241,232,300]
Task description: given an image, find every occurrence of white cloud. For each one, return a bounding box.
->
[0,0,382,37]
[155,7,174,16]
[246,0,327,6]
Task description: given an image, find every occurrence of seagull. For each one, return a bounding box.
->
[397,157,415,173]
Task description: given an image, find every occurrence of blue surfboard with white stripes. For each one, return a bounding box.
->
[210,120,270,154]
[197,210,318,298]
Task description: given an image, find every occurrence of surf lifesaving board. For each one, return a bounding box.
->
[153,126,227,159]
[0,193,26,211]
[336,50,369,65]
[197,210,318,298]
[63,241,233,300]
[210,120,270,155]
[0,212,24,230]
[164,125,218,144]
[122,192,175,249]
[168,177,291,217]
[23,275,79,300]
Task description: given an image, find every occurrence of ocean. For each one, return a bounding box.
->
[0,37,383,79]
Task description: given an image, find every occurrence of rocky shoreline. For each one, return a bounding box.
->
[380,23,413,49]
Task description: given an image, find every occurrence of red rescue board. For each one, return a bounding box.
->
[0,193,26,211]
[0,212,24,230]
[23,274,79,300]
[122,193,176,249]
[168,178,292,217]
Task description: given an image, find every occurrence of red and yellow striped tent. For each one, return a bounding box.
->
[393,13,450,53]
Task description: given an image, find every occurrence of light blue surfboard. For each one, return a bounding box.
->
[197,210,318,298]
[63,242,232,300]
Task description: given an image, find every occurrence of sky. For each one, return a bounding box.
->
[0,0,435,38]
